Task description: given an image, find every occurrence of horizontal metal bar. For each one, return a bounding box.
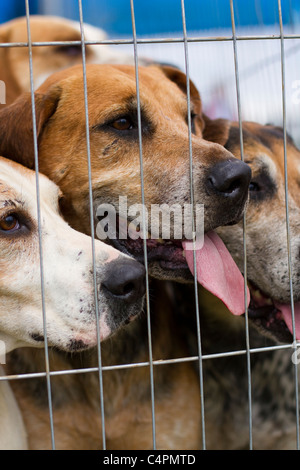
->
[1,341,297,383]
[0,33,300,49]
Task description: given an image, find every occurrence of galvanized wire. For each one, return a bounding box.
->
[229,0,253,451]
[277,0,300,449]
[0,339,298,383]
[24,0,55,450]
[129,0,157,450]
[77,0,107,450]
[3,33,300,49]
[180,0,206,451]
[1,0,299,451]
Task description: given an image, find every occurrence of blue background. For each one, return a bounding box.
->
[1,0,299,35]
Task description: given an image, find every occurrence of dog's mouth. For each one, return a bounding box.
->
[112,236,188,270]
[247,282,299,343]
[107,214,189,271]
[113,226,249,317]
[105,212,249,316]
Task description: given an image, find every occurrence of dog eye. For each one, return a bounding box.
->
[55,45,82,58]
[110,118,134,131]
[58,195,68,216]
[191,113,196,134]
[248,170,276,201]
[189,111,197,134]
[0,214,20,232]
[249,181,261,192]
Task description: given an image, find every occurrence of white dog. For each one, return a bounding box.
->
[0,156,145,449]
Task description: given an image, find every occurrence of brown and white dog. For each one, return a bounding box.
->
[0,64,251,449]
[0,156,145,449]
[176,117,300,449]
[203,117,300,345]
[0,15,138,106]
[0,64,251,287]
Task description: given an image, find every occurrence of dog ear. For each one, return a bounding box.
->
[0,20,10,42]
[256,123,297,149]
[160,65,204,129]
[0,87,61,168]
[202,114,231,146]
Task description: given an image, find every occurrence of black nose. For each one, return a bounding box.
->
[206,159,251,200]
[103,258,146,303]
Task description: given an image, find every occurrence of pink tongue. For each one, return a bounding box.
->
[183,231,249,316]
[274,302,300,340]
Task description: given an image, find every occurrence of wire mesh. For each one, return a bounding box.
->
[24,0,55,449]
[277,0,300,448]
[129,0,157,449]
[0,0,299,451]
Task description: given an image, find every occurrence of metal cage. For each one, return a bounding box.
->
[0,0,299,451]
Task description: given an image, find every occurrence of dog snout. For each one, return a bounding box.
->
[103,259,146,303]
[206,159,251,201]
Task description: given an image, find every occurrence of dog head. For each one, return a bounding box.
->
[0,156,145,353]
[204,116,300,342]
[0,64,251,316]
[0,15,137,105]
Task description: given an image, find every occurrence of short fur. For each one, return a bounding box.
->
[0,65,250,449]
[177,117,300,449]
[0,64,249,281]
[0,156,145,449]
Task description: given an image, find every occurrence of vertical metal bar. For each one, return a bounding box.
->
[24,0,56,450]
[77,0,107,449]
[229,0,253,450]
[277,0,300,449]
[180,0,206,450]
[130,0,157,450]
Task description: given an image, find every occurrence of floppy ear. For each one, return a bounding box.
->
[202,114,231,146]
[0,19,12,42]
[161,65,204,129]
[0,87,61,168]
[256,123,296,149]
[161,65,200,101]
